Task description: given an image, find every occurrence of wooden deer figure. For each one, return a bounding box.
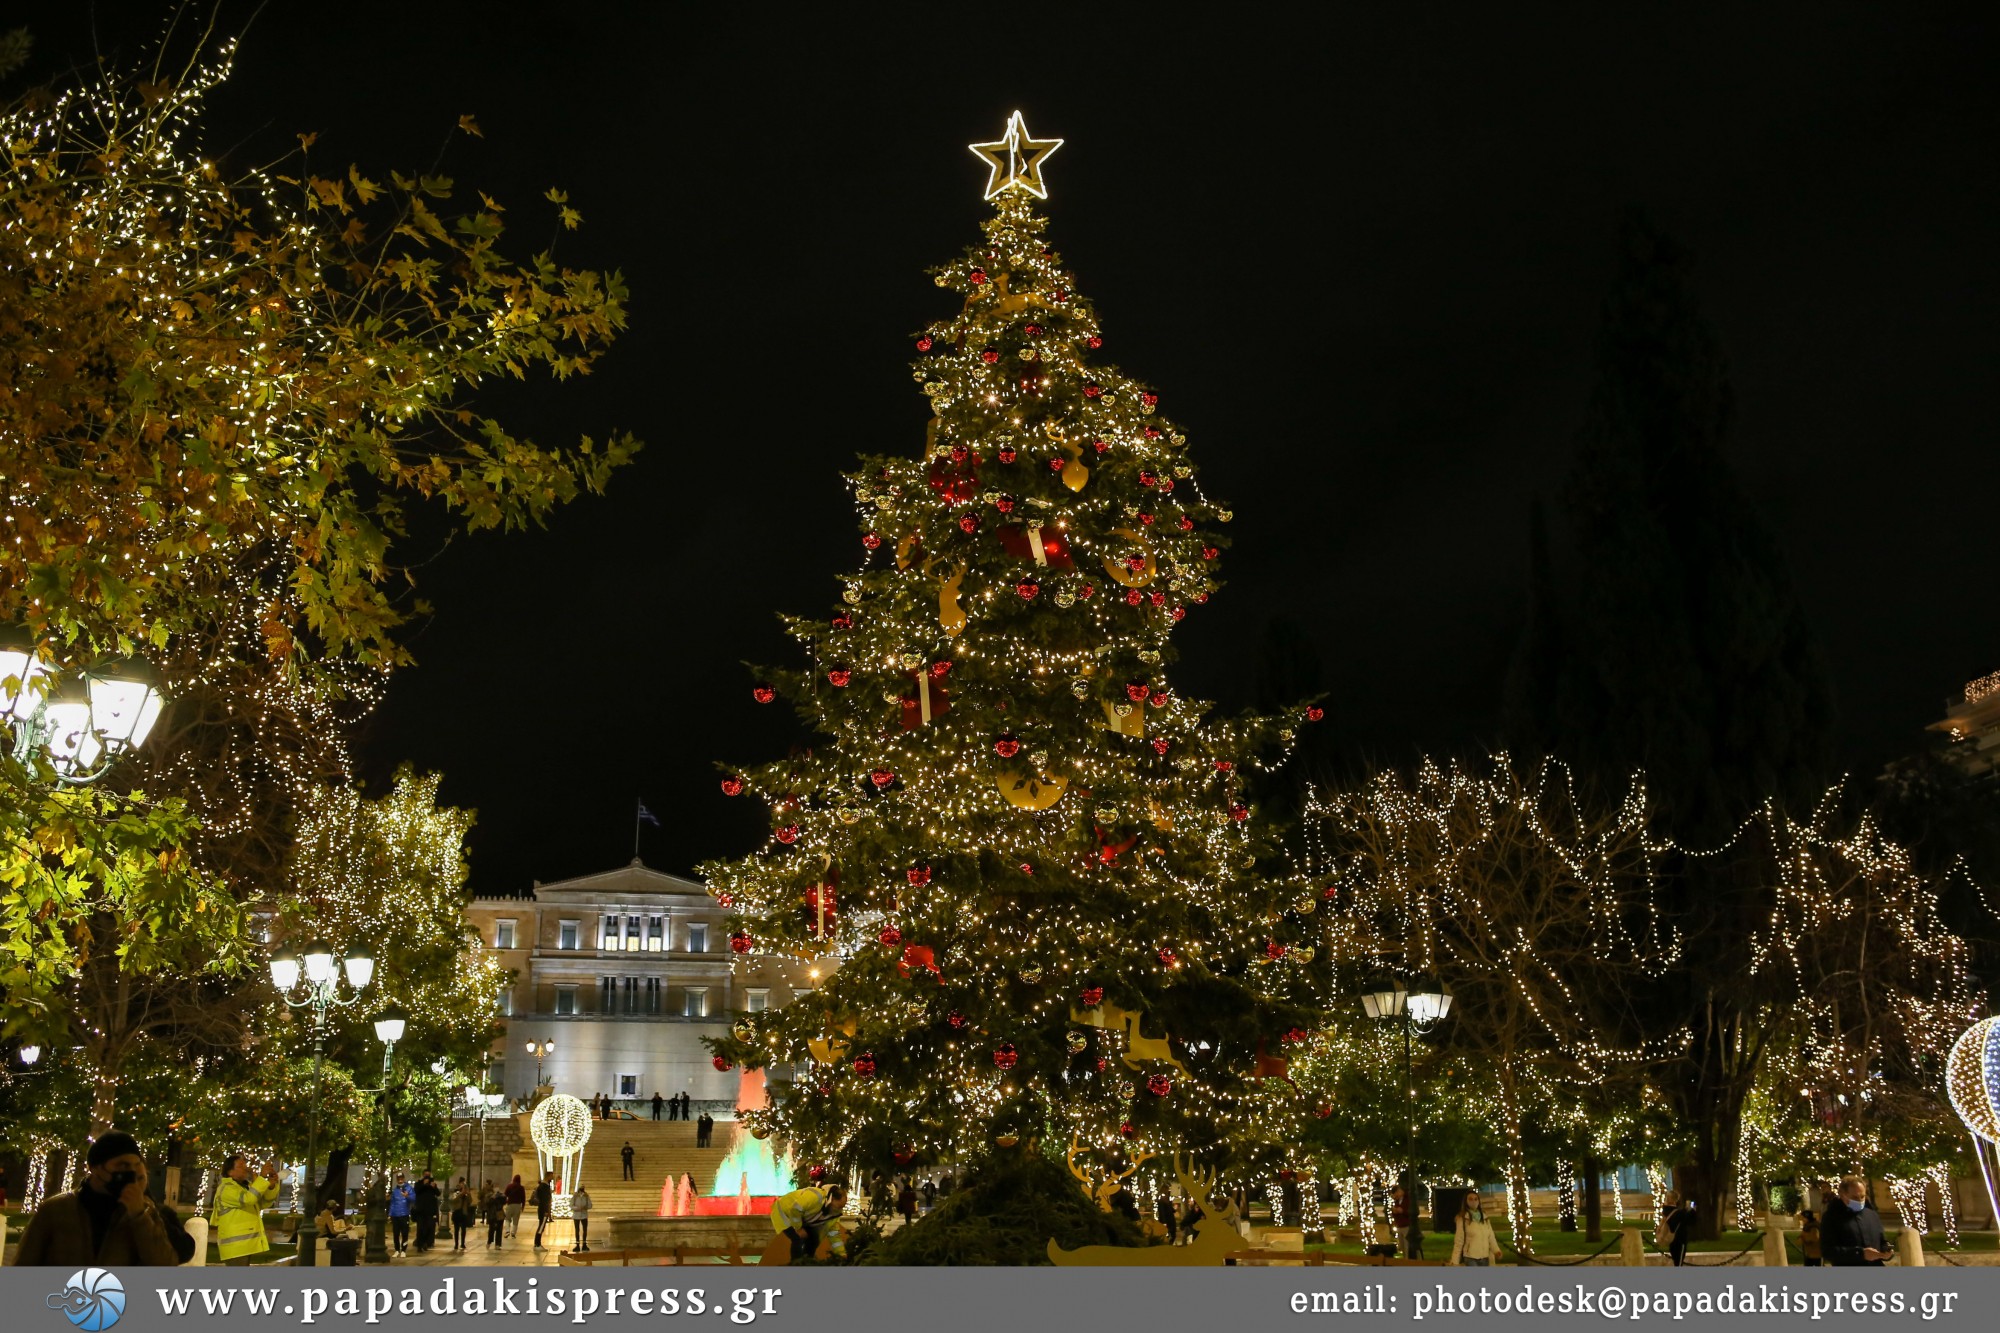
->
[1047,1154,1244,1265]
[1066,1001,1192,1076]
[1063,1134,1154,1213]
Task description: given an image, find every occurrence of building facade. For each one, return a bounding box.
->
[464,860,818,1106]
[1927,669,2000,779]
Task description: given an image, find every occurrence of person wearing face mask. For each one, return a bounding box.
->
[1448,1193,1497,1266]
[211,1152,281,1265]
[1819,1178,1890,1266]
[9,1131,182,1266]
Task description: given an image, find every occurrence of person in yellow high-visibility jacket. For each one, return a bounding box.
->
[770,1184,847,1260]
[211,1153,280,1265]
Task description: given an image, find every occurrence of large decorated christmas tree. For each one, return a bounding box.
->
[702,114,1319,1176]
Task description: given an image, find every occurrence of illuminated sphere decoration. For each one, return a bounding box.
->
[530,1093,593,1219]
[1946,1017,2000,1145]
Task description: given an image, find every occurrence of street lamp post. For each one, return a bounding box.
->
[2,633,168,784]
[270,942,373,1268]
[362,1010,406,1265]
[525,1039,556,1092]
[1361,980,1453,1260]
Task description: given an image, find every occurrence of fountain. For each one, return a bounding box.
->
[607,1067,798,1254]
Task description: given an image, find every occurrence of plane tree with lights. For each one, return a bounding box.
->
[700,114,1321,1176]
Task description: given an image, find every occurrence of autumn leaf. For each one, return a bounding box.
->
[458,114,483,138]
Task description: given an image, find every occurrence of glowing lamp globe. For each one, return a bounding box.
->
[1945,1017,2000,1145]
[531,1093,594,1157]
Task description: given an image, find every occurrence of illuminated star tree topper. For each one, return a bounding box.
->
[969,110,1063,200]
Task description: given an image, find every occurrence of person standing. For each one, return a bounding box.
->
[211,1153,281,1266]
[921,1178,936,1214]
[1155,1190,1178,1245]
[897,1178,918,1227]
[621,1141,635,1181]
[531,1172,554,1249]
[677,1090,691,1121]
[412,1171,441,1252]
[10,1131,182,1267]
[387,1172,414,1254]
[1820,1179,1890,1266]
[696,1112,713,1148]
[570,1184,594,1252]
[503,1174,526,1238]
[482,1182,506,1248]
[1798,1209,1822,1266]
[652,1091,665,1122]
[449,1178,475,1250]
[1448,1194,1497,1266]
[1658,1190,1695,1266]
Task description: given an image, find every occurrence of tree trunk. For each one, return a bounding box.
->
[320,1146,353,1211]
[1582,1153,1603,1242]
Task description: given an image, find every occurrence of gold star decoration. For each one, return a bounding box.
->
[968,111,1063,201]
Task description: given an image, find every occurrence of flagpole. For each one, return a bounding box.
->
[633,798,642,861]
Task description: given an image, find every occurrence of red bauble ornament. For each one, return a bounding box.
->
[1125,589,1144,606]
[852,1052,878,1078]
[1083,383,1102,398]
[1143,426,1162,440]
[916,336,933,352]
[1149,692,1168,708]
[1158,947,1178,968]
[892,1146,916,1166]
[1214,760,1234,772]
[1306,706,1325,722]
[995,495,1015,514]
[1194,592,1209,604]
[861,532,882,550]
[1047,457,1066,473]
[1137,471,1156,488]
[729,931,754,953]
[870,769,896,788]
[712,1056,734,1072]
[1126,682,1151,703]
[907,864,933,886]
[1152,738,1171,755]
[1315,1104,1334,1120]
[1079,985,1105,1007]
[994,735,1022,758]
[959,513,980,534]
[1023,323,1042,336]
[1149,591,1166,607]
[1171,606,1186,622]
[980,348,1000,364]
[1141,392,1159,407]
[1016,579,1039,600]
[998,447,1017,464]
[968,267,988,285]
[1019,862,1034,875]
[827,667,852,687]
[930,660,952,678]
[1201,546,1219,561]
[1147,1074,1172,1097]
[752,684,776,704]
[1052,289,1069,302]
[992,1043,1019,1070]
[1283,1027,1310,1045]
[1230,804,1250,822]
[1178,516,1194,531]
[773,825,799,844]
[1159,477,1175,492]
[831,613,852,630]
[1079,583,1095,599]
[1322,883,1340,900]
[1265,939,1287,960]
[947,1011,967,1030]
[715,891,735,908]
[1138,512,1155,526]
[1118,1121,1136,1137]
[720,776,745,797]
[1095,1057,1110,1073]
[878,924,903,947]
[807,1163,828,1182]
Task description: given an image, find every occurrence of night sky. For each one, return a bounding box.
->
[29,4,2000,893]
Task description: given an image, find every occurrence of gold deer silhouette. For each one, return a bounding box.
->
[1063,1134,1154,1213]
[1047,1154,1243,1266]
[1068,1000,1191,1075]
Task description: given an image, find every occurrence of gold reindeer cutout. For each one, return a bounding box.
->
[1047,1154,1244,1266]
[922,557,967,637]
[1064,1134,1154,1213]
[1068,1000,1191,1075]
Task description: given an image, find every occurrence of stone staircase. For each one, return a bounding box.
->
[532,1118,738,1219]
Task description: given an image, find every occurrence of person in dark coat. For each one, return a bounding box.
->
[482,1182,507,1247]
[1658,1190,1695,1266]
[10,1132,182,1267]
[897,1179,918,1226]
[411,1171,441,1252]
[696,1113,713,1148]
[531,1173,554,1249]
[621,1141,635,1181]
[1156,1191,1179,1245]
[652,1092,665,1121]
[1820,1179,1890,1266]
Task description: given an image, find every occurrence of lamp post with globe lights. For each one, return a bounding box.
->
[2,631,168,783]
[269,942,373,1267]
[361,1010,406,1265]
[1360,979,1453,1259]
[526,1038,556,1093]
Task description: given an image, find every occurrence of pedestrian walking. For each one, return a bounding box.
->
[531,1173,554,1249]
[388,1172,414,1253]
[503,1174,526,1237]
[1658,1190,1694,1267]
[412,1171,441,1252]
[1799,1209,1822,1266]
[1820,1179,1890,1266]
[621,1141,635,1181]
[1155,1190,1178,1245]
[897,1178,918,1226]
[1448,1194,1497,1266]
[652,1091,665,1121]
[10,1131,182,1267]
[482,1182,506,1247]
[921,1178,936,1213]
[571,1185,594,1252]
[211,1152,281,1266]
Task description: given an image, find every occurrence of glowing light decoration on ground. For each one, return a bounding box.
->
[530,1093,593,1218]
[1945,1017,2000,1231]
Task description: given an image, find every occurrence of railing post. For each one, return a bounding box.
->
[1894,1229,1925,1267]
[1761,1226,1788,1267]
[1619,1228,1645,1266]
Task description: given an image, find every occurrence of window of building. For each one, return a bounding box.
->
[625,915,641,952]
[489,1060,506,1090]
[558,920,579,950]
[600,977,618,1012]
[623,976,639,1014]
[686,922,708,953]
[555,985,577,1015]
[499,989,514,1017]
[684,987,708,1019]
[745,989,770,1013]
[494,920,517,950]
[647,916,665,951]
[601,914,619,950]
[646,978,661,1015]
[617,1073,639,1098]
